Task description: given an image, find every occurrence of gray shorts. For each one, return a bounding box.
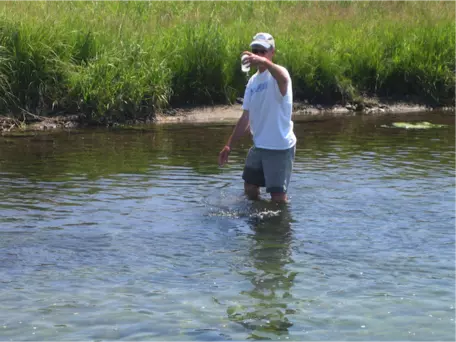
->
[242,145,296,193]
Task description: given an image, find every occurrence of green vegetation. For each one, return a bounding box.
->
[0,1,454,123]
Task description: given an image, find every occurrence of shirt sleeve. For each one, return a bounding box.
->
[242,79,252,111]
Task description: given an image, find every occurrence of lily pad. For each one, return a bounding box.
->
[381,121,448,129]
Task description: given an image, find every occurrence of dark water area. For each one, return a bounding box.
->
[0,111,454,340]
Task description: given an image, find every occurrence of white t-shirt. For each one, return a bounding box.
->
[242,67,296,150]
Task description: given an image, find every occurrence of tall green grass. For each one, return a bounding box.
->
[0,1,454,122]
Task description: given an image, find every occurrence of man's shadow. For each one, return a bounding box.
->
[227,201,297,340]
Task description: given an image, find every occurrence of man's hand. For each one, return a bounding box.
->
[218,145,231,167]
[242,51,268,68]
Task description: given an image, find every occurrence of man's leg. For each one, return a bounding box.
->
[263,145,295,202]
[270,192,287,202]
[244,182,260,200]
[242,146,265,200]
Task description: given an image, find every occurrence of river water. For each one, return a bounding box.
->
[0,111,454,340]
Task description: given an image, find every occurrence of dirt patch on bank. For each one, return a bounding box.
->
[155,101,447,124]
[155,105,243,124]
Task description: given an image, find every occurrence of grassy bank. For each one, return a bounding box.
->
[0,1,454,123]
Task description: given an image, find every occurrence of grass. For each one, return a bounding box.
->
[0,1,454,122]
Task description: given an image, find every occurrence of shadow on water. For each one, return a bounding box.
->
[227,201,297,340]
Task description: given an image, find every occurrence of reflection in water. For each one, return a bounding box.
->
[228,202,296,339]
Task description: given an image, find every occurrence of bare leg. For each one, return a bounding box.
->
[244,182,260,200]
[270,192,288,203]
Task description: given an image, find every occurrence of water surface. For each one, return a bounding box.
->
[0,111,454,340]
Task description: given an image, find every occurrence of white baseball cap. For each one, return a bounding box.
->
[250,32,275,50]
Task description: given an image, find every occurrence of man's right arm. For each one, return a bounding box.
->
[218,110,250,167]
[226,110,250,148]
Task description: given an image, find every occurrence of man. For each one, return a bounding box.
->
[218,32,297,202]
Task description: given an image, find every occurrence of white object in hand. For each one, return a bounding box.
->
[241,54,250,73]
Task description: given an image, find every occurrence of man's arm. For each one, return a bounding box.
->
[218,110,250,167]
[242,51,289,96]
[263,59,289,97]
[226,110,250,148]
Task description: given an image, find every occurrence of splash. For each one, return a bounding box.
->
[249,210,282,220]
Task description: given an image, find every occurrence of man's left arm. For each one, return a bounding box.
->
[242,51,289,96]
[263,59,289,97]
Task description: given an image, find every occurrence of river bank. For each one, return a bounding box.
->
[1,99,453,134]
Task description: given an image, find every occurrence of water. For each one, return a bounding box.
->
[0,111,454,341]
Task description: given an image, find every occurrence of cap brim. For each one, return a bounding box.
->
[250,40,271,49]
